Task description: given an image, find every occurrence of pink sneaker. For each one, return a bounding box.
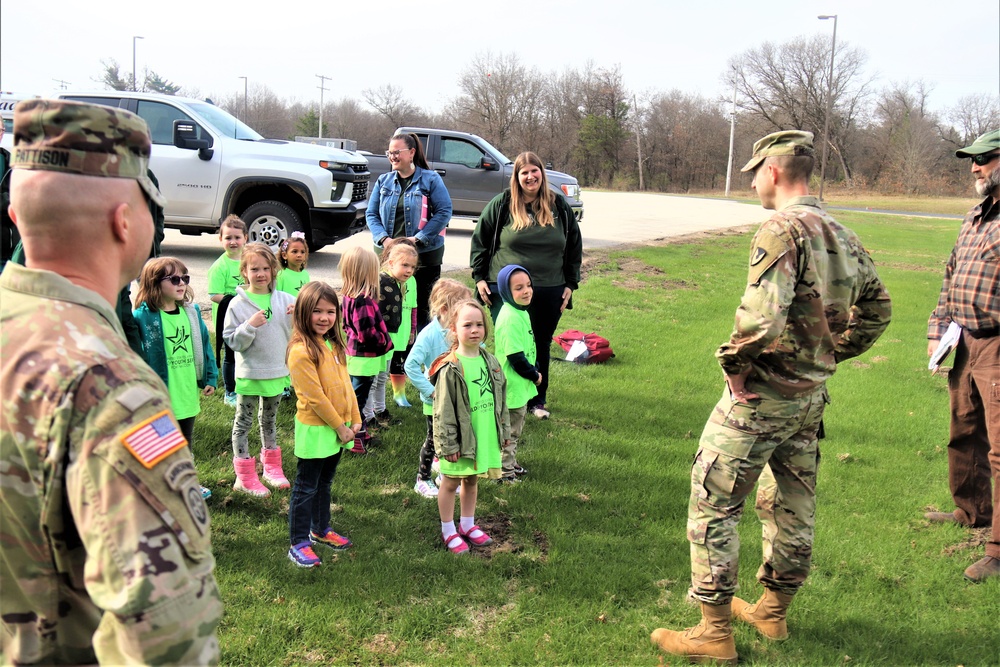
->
[260,447,290,489]
[233,457,269,497]
[458,524,493,547]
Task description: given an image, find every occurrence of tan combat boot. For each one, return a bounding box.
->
[731,588,794,640]
[650,602,737,665]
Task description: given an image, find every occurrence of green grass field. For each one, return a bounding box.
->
[190,210,997,665]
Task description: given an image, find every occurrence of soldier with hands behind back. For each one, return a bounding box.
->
[650,131,891,664]
[0,100,223,665]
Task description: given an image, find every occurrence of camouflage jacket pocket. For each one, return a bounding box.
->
[99,445,212,564]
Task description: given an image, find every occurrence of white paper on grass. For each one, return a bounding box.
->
[929,321,962,371]
[566,340,589,362]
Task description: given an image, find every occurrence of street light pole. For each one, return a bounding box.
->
[818,14,837,201]
[132,36,144,92]
[238,76,248,123]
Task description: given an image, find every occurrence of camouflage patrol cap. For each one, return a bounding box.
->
[11,99,166,207]
[955,129,1000,158]
[741,130,815,172]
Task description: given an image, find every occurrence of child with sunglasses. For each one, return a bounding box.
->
[134,257,218,499]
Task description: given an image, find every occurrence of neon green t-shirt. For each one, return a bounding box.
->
[235,291,288,397]
[494,305,538,410]
[294,342,353,458]
[161,309,200,420]
[275,268,310,297]
[438,353,502,477]
[207,253,243,325]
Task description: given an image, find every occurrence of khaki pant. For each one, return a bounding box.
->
[947,331,999,557]
[688,385,826,604]
[502,405,527,477]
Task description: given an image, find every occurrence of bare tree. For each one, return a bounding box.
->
[947,93,1000,145]
[218,83,294,139]
[451,51,546,154]
[861,81,950,194]
[729,35,875,186]
[643,90,729,192]
[362,84,421,130]
[573,64,631,187]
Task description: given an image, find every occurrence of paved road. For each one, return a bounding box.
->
[160,191,767,311]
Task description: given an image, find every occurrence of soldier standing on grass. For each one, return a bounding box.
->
[650,131,892,664]
[924,129,1000,583]
[0,100,223,664]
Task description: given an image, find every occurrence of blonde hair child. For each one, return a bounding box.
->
[428,300,509,553]
[223,243,296,497]
[403,279,473,497]
[285,282,360,567]
[369,239,419,427]
[340,246,393,454]
[275,232,311,296]
[133,256,217,499]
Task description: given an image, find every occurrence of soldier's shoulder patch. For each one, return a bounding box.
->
[116,385,158,412]
[748,229,790,286]
[120,410,188,469]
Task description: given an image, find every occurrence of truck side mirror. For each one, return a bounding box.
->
[173,119,214,161]
[479,156,499,171]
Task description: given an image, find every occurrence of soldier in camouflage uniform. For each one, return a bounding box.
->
[0,100,223,665]
[651,131,892,664]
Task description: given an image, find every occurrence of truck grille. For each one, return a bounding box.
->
[350,164,367,173]
[353,180,368,202]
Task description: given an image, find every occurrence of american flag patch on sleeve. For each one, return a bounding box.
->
[121,410,188,468]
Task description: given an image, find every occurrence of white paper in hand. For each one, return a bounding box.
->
[929,321,962,372]
[566,339,589,363]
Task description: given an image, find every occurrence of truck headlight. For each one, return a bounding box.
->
[320,160,347,171]
[561,183,580,199]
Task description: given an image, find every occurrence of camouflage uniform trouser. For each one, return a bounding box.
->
[688,384,827,604]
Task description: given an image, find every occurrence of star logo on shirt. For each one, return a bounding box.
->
[470,365,494,398]
[165,323,190,354]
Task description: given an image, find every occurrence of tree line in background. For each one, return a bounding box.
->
[100,41,999,196]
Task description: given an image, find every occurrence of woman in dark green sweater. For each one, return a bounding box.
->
[470,152,582,420]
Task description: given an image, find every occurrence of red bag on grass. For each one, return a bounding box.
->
[553,330,615,364]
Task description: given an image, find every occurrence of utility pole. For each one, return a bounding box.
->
[315,74,331,139]
[725,78,737,198]
[52,78,70,91]
[633,94,644,191]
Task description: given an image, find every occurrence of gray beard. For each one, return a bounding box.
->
[975,167,1000,197]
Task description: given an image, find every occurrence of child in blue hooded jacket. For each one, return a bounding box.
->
[493,264,543,483]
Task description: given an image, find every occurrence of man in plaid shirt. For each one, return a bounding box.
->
[925,129,1000,583]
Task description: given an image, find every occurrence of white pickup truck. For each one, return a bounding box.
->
[51,92,370,251]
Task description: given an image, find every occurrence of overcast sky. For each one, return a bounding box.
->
[2,0,997,120]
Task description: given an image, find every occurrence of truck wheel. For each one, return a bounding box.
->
[241,201,304,254]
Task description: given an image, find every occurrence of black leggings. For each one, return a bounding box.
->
[414,263,441,332]
[417,415,435,481]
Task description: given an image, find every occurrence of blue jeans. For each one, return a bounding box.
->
[288,451,343,545]
[351,375,375,424]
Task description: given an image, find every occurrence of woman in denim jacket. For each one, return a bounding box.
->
[366,132,453,331]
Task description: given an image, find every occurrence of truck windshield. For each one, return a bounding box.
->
[188,102,263,141]
[477,136,511,164]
